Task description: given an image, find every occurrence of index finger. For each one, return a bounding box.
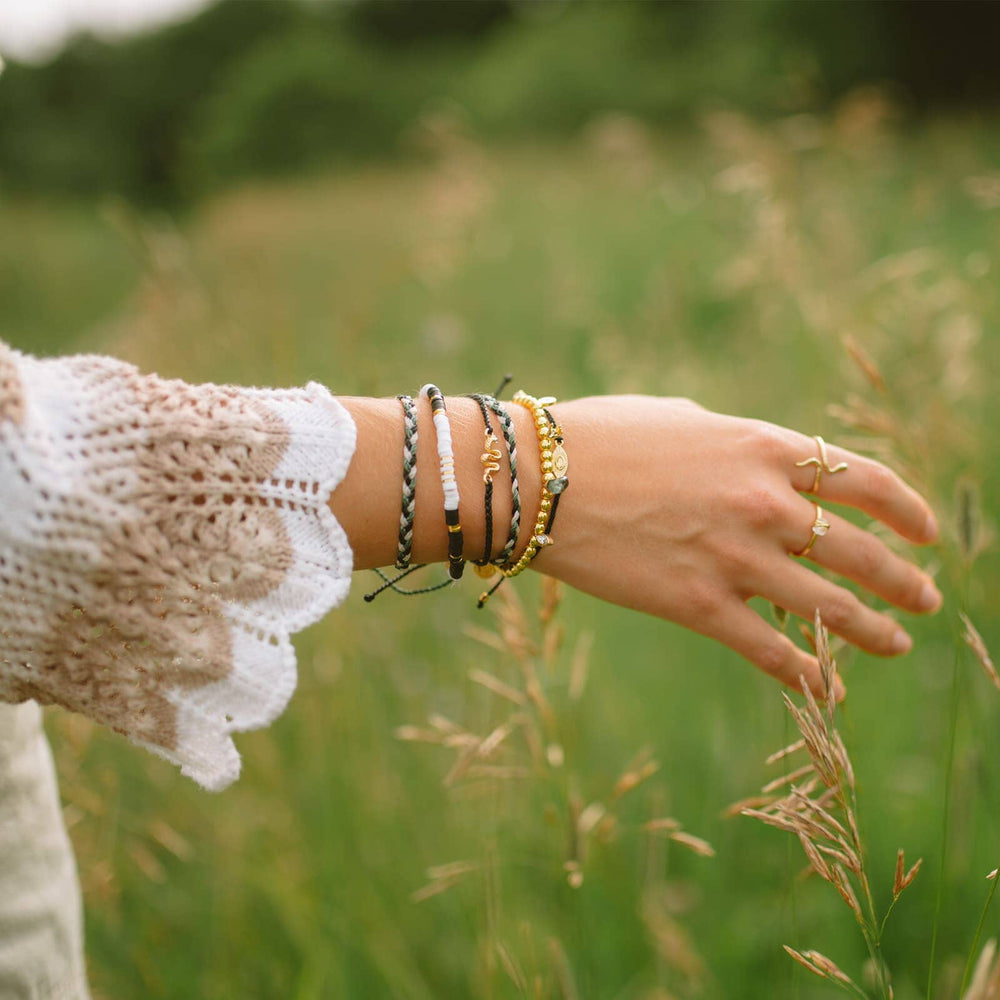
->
[785,434,937,545]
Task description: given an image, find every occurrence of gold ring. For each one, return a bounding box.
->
[793,504,830,558]
[794,435,848,493]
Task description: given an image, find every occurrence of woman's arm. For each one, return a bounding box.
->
[332,394,941,700]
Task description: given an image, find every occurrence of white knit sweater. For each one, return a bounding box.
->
[0,340,358,998]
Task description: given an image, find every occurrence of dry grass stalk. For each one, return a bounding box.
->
[577,802,606,837]
[842,333,888,394]
[961,612,999,691]
[798,833,833,882]
[548,936,580,1000]
[668,832,716,859]
[641,889,707,988]
[462,624,508,654]
[827,395,900,438]
[128,841,167,884]
[147,820,193,861]
[494,586,538,663]
[543,620,566,669]
[465,765,531,780]
[612,748,661,801]
[964,939,1000,1000]
[783,946,861,991]
[412,860,479,903]
[469,666,527,705]
[720,794,777,818]
[393,724,447,745]
[733,612,916,997]
[402,582,709,990]
[762,763,816,794]
[765,738,806,766]
[495,940,528,992]
[444,717,521,786]
[539,576,563,625]
[642,817,683,835]
[955,478,987,564]
[568,631,593,702]
[893,849,922,897]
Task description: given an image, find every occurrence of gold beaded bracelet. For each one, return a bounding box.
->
[499,390,569,578]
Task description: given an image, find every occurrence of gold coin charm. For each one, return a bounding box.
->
[473,563,497,579]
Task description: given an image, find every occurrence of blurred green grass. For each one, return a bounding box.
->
[3,106,1000,998]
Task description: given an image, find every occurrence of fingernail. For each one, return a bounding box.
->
[892,630,913,654]
[834,678,847,703]
[918,581,942,613]
[924,512,939,542]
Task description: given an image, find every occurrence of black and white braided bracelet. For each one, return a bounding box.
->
[395,393,419,570]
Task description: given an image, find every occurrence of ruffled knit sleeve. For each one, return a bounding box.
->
[0,340,356,791]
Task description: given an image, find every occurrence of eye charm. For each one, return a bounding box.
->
[550,442,569,479]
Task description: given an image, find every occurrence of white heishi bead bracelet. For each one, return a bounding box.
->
[421,383,465,579]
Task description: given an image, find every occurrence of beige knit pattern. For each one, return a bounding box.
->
[0,341,356,790]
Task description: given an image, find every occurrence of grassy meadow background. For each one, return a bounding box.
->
[2,3,1000,997]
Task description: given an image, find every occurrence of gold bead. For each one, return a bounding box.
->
[540,497,552,510]
[541,449,553,460]
[542,460,552,472]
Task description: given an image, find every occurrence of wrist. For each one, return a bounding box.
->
[328,392,545,577]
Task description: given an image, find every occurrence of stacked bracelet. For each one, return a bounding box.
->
[394,394,419,570]
[474,390,568,607]
[469,394,500,567]
[422,383,465,580]
[368,380,560,609]
[467,394,521,569]
[501,391,569,578]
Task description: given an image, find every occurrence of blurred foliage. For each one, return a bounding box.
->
[2,0,1000,204]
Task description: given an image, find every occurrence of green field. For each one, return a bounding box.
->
[4,107,1000,999]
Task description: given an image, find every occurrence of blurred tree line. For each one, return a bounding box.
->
[0,0,997,205]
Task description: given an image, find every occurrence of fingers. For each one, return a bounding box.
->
[759,557,912,658]
[795,509,942,614]
[705,599,845,701]
[784,433,937,544]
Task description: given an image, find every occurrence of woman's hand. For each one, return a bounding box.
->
[538,396,941,699]
[332,393,940,700]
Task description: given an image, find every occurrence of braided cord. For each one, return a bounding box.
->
[367,566,453,599]
[473,394,520,565]
[395,394,419,569]
[469,394,496,565]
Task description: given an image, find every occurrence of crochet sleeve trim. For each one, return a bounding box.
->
[0,342,356,791]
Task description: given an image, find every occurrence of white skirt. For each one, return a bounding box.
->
[0,703,88,1000]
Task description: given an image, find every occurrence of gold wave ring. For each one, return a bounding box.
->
[794,435,848,494]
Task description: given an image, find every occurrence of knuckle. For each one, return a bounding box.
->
[755,424,790,464]
[821,591,860,631]
[755,637,794,679]
[854,535,884,580]
[720,539,756,576]
[739,487,788,529]
[684,581,724,620]
[863,462,898,502]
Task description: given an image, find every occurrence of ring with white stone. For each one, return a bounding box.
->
[792,504,830,558]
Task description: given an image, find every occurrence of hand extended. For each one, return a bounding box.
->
[332,394,941,699]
